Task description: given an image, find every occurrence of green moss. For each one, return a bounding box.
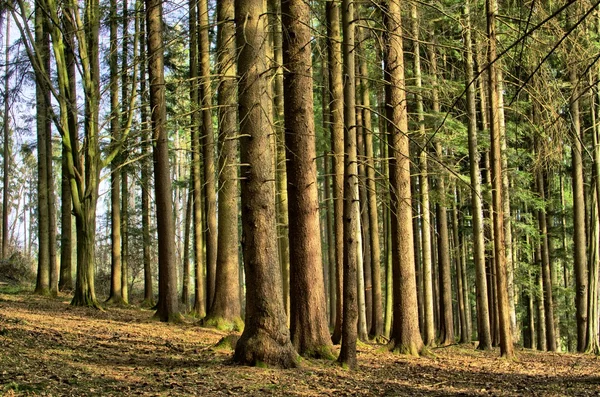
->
[255,360,268,368]
[214,335,240,351]
[202,316,244,332]
[303,345,336,360]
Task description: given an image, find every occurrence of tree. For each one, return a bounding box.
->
[147,0,180,322]
[199,0,217,310]
[487,0,513,358]
[282,0,333,358]
[205,0,242,327]
[106,0,124,306]
[233,0,297,368]
[384,0,424,356]
[326,0,344,346]
[337,0,359,370]
[463,0,492,350]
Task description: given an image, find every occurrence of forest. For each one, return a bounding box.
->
[2,0,600,394]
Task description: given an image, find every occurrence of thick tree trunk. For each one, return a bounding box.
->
[233,0,297,368]
[120,0,130,305]
[282,0,333,357]
[206,0,242,327]
[147,0,180,322]
[385,0,424,356]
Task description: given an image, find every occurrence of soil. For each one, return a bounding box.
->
[1,286,600,396]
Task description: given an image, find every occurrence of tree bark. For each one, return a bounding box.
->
[384,0,424,356]
[337,0,359,369]
[205,0,242,327]
[463,1,492,350]
[487,0,513,357]
[327,0,344,346]
[233,0,297,368]
[282,0,333,357]
[198,0,217,310]
[147,0,180,322]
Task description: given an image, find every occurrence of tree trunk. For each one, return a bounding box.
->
[266,0,291,322]
[120,0,130,305]
[139,0,153,306]
[327,0,344,346]
[2,17,10,259]
[233,0,297,368]
[205,0,242,327]
[384,0,424,356]
[59,7,77,292]
[198,0,217,310]
[463,1,492,350]
[282,0,333,357]
[337,0,359,369]
[429,45,453,346]
[34,2,50,296]
[570,62,588,353]
[147,0,180,322]
[107,0,124,305]
[486,0,513,357]
[189,0,205,317]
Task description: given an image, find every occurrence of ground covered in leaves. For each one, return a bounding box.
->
[1,285,600,396]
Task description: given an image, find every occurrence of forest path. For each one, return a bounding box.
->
[0,286,599,396]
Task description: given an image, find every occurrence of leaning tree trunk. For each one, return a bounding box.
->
[233,0,297,368]
[147,0,180,322]
[384,0,424,356]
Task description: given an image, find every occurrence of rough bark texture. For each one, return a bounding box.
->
[385,0,424,356]
[147,0,180,322]
[487,0,513,357]
[189,0,205,318]
[327,0,344,346]
[337,0,359,370]
[267,0,291,321]
[413,3,434,345]
[139,1,153,306]
[570,66,588,352]
[198,0,217,310]
[107,0,124,305]
[430,47,454,346]
[34,2,50,296]
[233,0,297,368]
[206,0,242,326]
[282,0,333,358]
[463,1,492,350]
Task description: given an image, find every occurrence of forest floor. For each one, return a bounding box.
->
[1,285,600,396]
